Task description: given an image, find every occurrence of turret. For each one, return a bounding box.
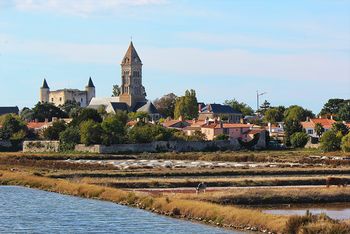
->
[85,77,96,105]
[40,79,50,103]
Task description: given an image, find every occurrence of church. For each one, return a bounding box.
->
[88,42,160,120]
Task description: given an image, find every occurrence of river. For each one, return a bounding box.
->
[0,186,241,233]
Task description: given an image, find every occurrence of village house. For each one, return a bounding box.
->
[301,117,336,138]
[198,103,242,123]
[0,106,19,116]
[200,122,253,141]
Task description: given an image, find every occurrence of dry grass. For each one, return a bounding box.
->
[180,187,350,205]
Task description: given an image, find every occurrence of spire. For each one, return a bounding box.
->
[121,41,142,65]
[41,79,49,89]
[87,77,95,88]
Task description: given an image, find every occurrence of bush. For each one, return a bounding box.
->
[43,120,66,140]
[127,123,173,143]
[80,120,103,146]
[320,130,342,152]
[341,133,350,152]
[290,132,308,148]
[71,108,102,127]
[59,127,81,151]
[214,134,229,141]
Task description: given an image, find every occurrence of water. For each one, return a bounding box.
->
[0,186,240,234]
[261,204,350,220]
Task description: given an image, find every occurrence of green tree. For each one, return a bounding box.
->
[32,102,67,122]
[128,111,149,121]
[314,123,325,138]
[71,108,102,127]
[224,99,254,116]
[290,132,308,148]
[59,127,81,151]
[341,133,350,152]
[188,130,207,141]
[43,120,67,140]
[174,89,198,119]
[0,114,28,141]
[79,120,103,146]
[20,107,34,121]
[284,105,314,122]
[127,123,173,143]
[320,98,345,116]
[101,113,128,145]
[331,122,349,136]
[112,84,121,97]
[259,100,271,115]
[264,108,284,124]
[214,134,229,141]
[154,93,177,118]
[338,103,350,122]
[284,120,303,146]
[59,100,81,117]
[320,130,342,152]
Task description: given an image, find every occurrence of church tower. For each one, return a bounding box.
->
[119,41,146,108]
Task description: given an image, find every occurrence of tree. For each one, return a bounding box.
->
[188,130,207,141]
[101,113,128,145]
[341,133,350,152]
[314,123,325,138]
[320,130,342,152]
[0,114,28,141]
[20,107,34,121]
[284,120,303,146]
[284,105,314,122]
[214,134,229,141]
[71,108,102,127]
[32,102,67,122]
[43,120,67,140]
[174,89,198,119]
[112,84,121,97]
[338,103,350,122]
[331,122,349,136]
[154,93,177,118]
[320,98,345,116]
[290,132,308,148]
[259,100,271,114]
[59,100,81,117]
[79,120,103,146]
[127,123,173,143]
[224,99,254,116]
[264,108,284,124]
[128,111,149,121]
[59,127,81,151]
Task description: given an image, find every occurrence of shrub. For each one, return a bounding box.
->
[214,134,229,141]
[80,120,103,146]
[290,132,308,148]
[320,130,342,152]
[43,120,66,140]
[71,108,102,127]
[341,132,350,152]
[59,126,81,151]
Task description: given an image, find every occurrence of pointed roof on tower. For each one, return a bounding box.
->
[41,79,49,89]
[87,77,95,88]
[121,41,142,65]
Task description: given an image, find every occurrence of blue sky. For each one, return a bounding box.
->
[0,0,349,113]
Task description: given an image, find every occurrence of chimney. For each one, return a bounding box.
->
[198,104,202,113]
[306,116,310,122]
[268,122,272,133]
[35,119,38,123]
[240,118,244,124]
[44,118,48,123]
[330,115,333,120]
[179,115,184,121]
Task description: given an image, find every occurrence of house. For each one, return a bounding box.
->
[200,122,252,141]
[136,101,160,121]
[198,104,242,123]
[301,118,336,138]
[0,106,19,116]
[266,122,285,140]
[162,116,192,130]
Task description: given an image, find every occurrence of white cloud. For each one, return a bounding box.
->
[11,0,167,16]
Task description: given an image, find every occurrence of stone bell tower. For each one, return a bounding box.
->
[119,41,146,108]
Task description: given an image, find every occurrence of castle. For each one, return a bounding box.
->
[39,78,95,107]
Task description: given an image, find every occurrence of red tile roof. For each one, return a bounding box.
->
[301,118,335,129]
[27,122,51,129]
[201,123,251,129]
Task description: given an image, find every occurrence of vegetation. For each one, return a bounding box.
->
[112,84,121,97]
[224,99,254,116]
[43,120,67,140]
[314,123,324,138]
[154,93,177,118]
[32,102,67,122]
[59,127,81,151]
[214,134,229,141]
[320,130,342,152]
[174,89,198,119]
[320,98,350,121]
[0,114,28,144]
[341,132,350,152]
[290,132,308,148]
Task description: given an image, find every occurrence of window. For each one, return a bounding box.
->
[81,98,83,102]
[223,128,229,134]
[59,97,62,101]
[308,129,313,134]
[51,98,54,102]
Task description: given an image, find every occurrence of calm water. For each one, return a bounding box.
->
[262,203,350,220]
[0,186,240,234]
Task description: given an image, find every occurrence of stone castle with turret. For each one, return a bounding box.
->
[40,41,159,119]
[39,77,95,107]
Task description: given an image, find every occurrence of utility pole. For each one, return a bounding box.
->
[256,90,267,115]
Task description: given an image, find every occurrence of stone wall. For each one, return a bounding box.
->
[75,139,243,154]
[23,141,60,152]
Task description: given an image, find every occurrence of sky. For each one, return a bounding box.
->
[0,0,349,113]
